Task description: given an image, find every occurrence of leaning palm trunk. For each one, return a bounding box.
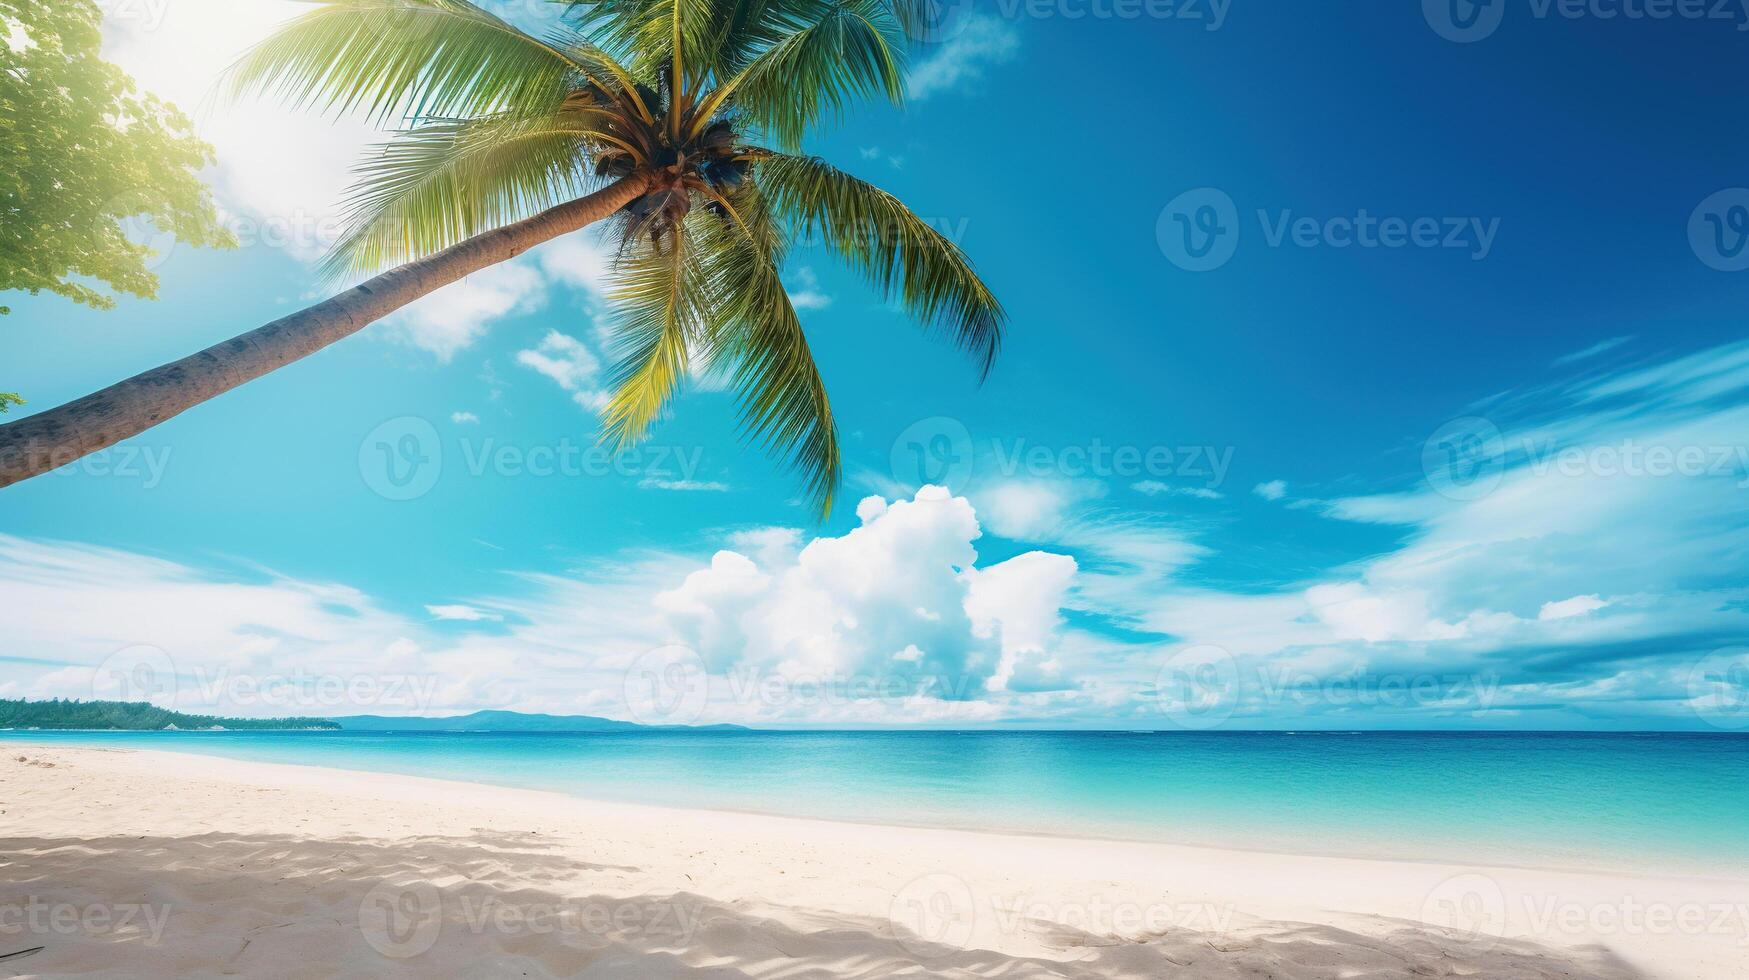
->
[0,174,651,488]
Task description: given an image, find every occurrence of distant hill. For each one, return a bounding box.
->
[330,709,746,732]
[0,698,338,731]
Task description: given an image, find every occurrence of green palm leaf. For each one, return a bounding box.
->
[756,153,1004,377]
[600,212,711,450]
[697,191,840,515]
[724,0,905,149]
[222,0,589,124]
[324,108,610,281]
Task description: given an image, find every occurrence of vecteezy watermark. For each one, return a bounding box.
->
[1422,416,1507,501]
[1153,645,1241,729]
[1690,189,1749,272]
[1419,873,1510,950]
[621,646,711,726]
[0,898,172,946]
[1151,645,1505,729]
[1159,189,1501,270]
[358,416,713,501]
[1688,648,1749,730]
[1425,0,1749,44]
[88,643,444,716]
[1158,188,1501,271]
[889,417,1234,496]
[96,0,174,32]
[91,644,180,708]
[901,0,1228,45]
[1422,416,1749,500]
[19,442,174,488]
[889,873,1234,961]
[1419,874,1749,953]
[357,882,708,960]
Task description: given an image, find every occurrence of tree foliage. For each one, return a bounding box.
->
[0,697,338,730]
[227,0,1003,515]
[0,0,232,317]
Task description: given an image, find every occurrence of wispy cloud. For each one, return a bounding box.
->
[1552,335,1633,367]
[907,15,1021,100]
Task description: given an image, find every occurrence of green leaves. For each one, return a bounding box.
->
[220,0,997,517]
[0,0,231,314]
[0,393,23,414]
[222,0,587,125]
[324,108,604,281]
[757,153,1004,377]
[698,190,840,516]
[727,0,906,150]
[599,209,711,452]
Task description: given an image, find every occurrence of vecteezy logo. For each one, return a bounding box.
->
[889,873,977,956]
[1153,644,1239,729]
[622,645,710,726]
[1419,873,1507,951]
[1423,0,1504,43]
[1687,648,1749,730]
[358,416,442,501]
[890,417,975,493]
[90,644,180,709]
[1689,189,1749,272]
[112,191,182,272]
[1422,416,1505,501]
[1157,188,1239,272]
[358,880,443,959]
[898,0,976,45]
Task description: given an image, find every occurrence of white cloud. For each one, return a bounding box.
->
[975,478,1104,540]
[426,604,502,622]
[451,411,480,425]
[515,329,609,411]
[1253,480,1288,501]
[1133,480,1222,500]
[1552,336,1632,367]
[907,15,1021,100]
[786,266,833,311]
[639,478,731,492]
[1539,595,1609,621]
[382,261,547,361]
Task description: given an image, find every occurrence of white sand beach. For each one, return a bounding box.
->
[2,743,1744,979]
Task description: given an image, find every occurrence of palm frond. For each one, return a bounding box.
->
[222,0,590,124]
[696,190,840,515]
[722,0,905,149]
[600,211,711,449]
[755,153,1004,377]
[322,109,612,281]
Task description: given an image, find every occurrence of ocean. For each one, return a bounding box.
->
[9,729,1747,877]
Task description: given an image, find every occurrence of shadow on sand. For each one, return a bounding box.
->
[1,831,1650,978]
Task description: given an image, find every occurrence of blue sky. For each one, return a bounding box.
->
[2,1,1747,729]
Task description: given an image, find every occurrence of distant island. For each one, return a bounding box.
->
[0,698,338,731]
[0,701,743,733]
[330,709,748,733]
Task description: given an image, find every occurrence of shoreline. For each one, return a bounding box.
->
[4,732,1736,882]
[4,742,1746,978]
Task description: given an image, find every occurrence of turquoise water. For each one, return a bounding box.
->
[9,730,1747,877]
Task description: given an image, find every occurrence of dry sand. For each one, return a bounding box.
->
[1,742,1744,978]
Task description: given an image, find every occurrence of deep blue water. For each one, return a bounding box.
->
[8,730,1747,877]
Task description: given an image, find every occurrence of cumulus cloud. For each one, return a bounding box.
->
[786,266,832,311]
[382,261,547,361]
[515,329,609,411]
[1252,480,1288,501]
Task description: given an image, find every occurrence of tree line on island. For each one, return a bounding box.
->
[0,698,338,731]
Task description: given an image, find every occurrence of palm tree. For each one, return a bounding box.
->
[0,0,1001,514]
